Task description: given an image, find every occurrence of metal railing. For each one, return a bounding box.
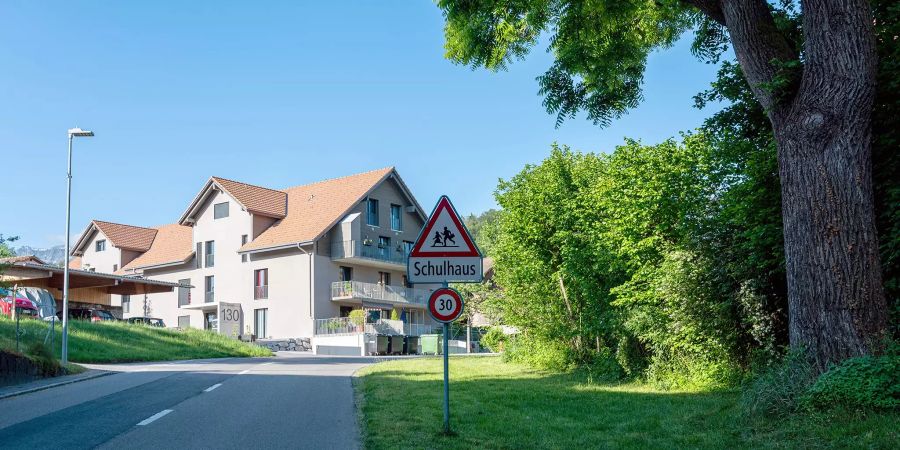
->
[331,281,428,306]
[331,240,407,266]
[254,285,268,300]
[205,291,214,303]
[314,317,436,337]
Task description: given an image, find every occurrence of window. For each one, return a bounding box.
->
[205,276,215,303]
[122,295,130,313]
[378,271,391,286]
[254,269,268,299]
[178,278,191,306]
[178,315,190,329]
[390,204,402,230]
[214,202,229,219]
[95,240,106,252]
[254,308,268,339]
[339,306,353,318]
[403,240,414,255]
[205,241,215,267]
[113,264,118,272]
[196,242,202,268]
[402,275,411,288]
[339,266,352,282]
[241,235,248,262]
[366,198,379,226]
[205,312,218,331]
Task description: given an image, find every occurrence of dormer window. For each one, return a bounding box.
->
[214,202,229,219]
[95,240,106,252]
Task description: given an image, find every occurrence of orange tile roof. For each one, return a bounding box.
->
[68,256,81,269]
[93,220,158,252]
[240,167,394,252]
[212,177,287,218]
[120,224,193,272]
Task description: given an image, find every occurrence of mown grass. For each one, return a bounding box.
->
[0,316,271,363]
[354,356,898,449]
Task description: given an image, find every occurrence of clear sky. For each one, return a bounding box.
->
[1,1,723,249]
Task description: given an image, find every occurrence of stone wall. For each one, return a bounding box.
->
[0,350,66,387]
[256,338,311,352]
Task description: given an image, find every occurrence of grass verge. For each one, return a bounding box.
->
[0,316,271,363]
[354,356,898,449]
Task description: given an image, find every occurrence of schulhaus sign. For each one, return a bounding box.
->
[407,196,483,283]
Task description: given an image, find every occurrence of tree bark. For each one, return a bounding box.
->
[692,0,889,371]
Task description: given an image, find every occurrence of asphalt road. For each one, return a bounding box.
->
[0,353,375,450]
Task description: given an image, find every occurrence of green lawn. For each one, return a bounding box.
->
[0,316,271,363]
[354,356,898,449]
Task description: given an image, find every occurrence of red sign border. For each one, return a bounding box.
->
[428,288,464,323]
[410,196,481,258]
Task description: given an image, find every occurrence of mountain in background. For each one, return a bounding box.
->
[12,245,67,266]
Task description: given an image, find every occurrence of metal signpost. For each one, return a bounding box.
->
[408,195,483,434]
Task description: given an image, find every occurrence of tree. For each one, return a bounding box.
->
[437,0,888,370]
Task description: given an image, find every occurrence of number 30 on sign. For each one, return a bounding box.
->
[428,288,464,323]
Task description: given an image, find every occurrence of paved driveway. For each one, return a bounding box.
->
[0,353,375,450]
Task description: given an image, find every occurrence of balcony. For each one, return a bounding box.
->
[315,317,437,337]
[331,240,407,269]
[331,281,429,307]
[254,285,268,300]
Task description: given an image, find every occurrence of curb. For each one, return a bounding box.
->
[0,370,114,400]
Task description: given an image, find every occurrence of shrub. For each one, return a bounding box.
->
[480,326,506,352]
[646,350,744,391]
[802,354,899,411]
[741,350,816,418]
[349,309,366,328]
[503,334,574,371]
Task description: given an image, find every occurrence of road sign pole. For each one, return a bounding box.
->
[443,320,450,434]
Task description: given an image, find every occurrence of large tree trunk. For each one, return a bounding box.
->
[711,0,889,371]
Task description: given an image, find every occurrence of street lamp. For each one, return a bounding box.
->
[62,127,93,364]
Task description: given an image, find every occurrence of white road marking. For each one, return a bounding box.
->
[238,369,251,375]
[238,361,274,375]
[203,383,222,392]
[137,409,173,426]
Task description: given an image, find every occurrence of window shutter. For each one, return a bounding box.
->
[196,242,202,268]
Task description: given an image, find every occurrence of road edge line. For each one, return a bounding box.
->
[0,370,114,400]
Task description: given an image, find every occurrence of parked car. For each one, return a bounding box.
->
[126,317,165,327]
[1,295,39,318]
[58,308,117,322]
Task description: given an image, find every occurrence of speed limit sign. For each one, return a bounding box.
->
[428,288,464,323]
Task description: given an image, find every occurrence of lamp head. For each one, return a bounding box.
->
[68,128,94,137]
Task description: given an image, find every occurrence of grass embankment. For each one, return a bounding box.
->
[0,316,271,363]
[355,357,898,449]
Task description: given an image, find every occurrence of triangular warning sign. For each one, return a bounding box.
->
[410,196,481,258]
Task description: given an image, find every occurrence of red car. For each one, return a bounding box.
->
[1,295,39,318]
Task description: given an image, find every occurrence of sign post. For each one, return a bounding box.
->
[409,196,482,435]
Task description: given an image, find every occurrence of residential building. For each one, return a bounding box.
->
[71,167,440,350]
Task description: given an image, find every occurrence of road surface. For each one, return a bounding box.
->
[0,353,375,449]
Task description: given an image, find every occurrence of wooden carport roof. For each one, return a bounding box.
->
[1,260,189,295]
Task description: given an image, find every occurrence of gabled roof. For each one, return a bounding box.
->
[240,167,413,252]
[0,255,48,265]
[179,177,287,225]
[119,224,194,273]
[72,220,158,255]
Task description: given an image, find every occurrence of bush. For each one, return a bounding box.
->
[802,354,899,411]
[646,350,744,391]
[503,334,574,371]
[480,326,506,352]
[741,350,816,418]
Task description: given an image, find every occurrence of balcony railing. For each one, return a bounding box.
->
[314,317,435,337]
[331,281,428,306]
[331,240,407,266]
[205,291,214,303]
[254,285,268,300]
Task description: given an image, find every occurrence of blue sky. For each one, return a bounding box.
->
[1,1,723,248]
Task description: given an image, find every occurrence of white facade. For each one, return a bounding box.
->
[76,170,441,342]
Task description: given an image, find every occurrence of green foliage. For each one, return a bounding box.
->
[480,326,506,352]
[503,334,574,372]
[390,309,400,321]
[26,341,62,376]
[349,309,366,327]
[438,0,692,127]
[802,354,900,411]
[464,209,501,256]
[741,351,816,418]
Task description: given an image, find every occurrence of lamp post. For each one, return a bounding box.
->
[62,127,93,364]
